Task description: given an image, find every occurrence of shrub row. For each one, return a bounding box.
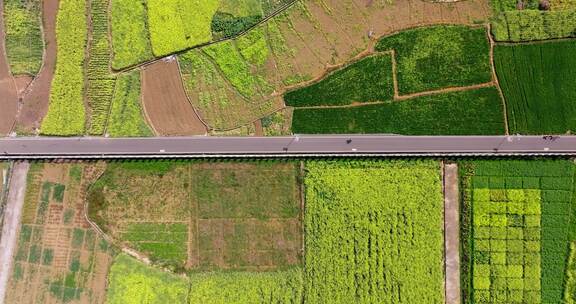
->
[87,0,116,135]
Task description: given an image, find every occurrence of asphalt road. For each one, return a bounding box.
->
[0,135,575,159]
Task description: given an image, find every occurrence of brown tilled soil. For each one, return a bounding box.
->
[0,0,18,135]
[14,0,59,134]
[275,0,492,91]
[141,59,207,136]
[13,75,34,96]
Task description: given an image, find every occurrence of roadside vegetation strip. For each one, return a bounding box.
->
[110,0,154,70]
[86,0,116,135]
[304,160,444,303]
[40,0,87,135]
[106,254,189,304]
[375,25,492,95]
[147,0,219,57]
[284,54,394,107]
[106,72,153,137]
[494,40,576,134]
[3,0,43,75]
[291,86,505,135]
[188,269,303,303]
[459,160,576,304]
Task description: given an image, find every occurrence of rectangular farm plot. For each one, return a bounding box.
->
[292,86,505,135]
[472,189,542,303]
[461,160,576,304]
[5,163,115,304]
[375,25,492,95]
[87,161,303,271]
[304,160,445,303]
[494,40,576,134]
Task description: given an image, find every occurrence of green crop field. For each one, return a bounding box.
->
[492,10,576,42]
[188,269,303,303]
[284,54,394,107]
[304,160,444,303]
[292,87,505,135]
[147,0,219,56]
[106,254,190,304]
[202,40,273,99]
[375,25,491,95]
[106,254,302,304]
[87,161,302,271]
[3,0,43,75]
[106,72,153,137]
[40,0,87,135]
[460,160,576,304]
[494,40,576,134]
[110,0,154,69]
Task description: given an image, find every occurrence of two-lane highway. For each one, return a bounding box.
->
[0,135,575,159]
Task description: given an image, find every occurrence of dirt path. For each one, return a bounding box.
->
[443,162,461,304]
[0,162,30,304]
[0,0,18,136]
[15,0,59,134]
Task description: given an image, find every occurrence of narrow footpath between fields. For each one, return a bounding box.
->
[0,162,29,304]
[444,162,461,304]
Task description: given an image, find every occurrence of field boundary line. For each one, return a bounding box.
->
[443,162,461,304]
[487,23,510,135]
[291,82,495,110]
[138,68,160,136]
[110,0,300,74]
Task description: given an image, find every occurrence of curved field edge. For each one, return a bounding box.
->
[106,254,303,304]
[3,0,44,75]
[40,0,87,135]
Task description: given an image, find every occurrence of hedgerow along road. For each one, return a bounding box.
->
[0,135,575,159]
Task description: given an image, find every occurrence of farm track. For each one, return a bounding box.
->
[0,162,29,304]
[443,162,461,304]
[0,0,18,136]
[14,0,59,134]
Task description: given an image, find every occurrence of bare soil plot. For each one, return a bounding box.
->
[4,163,115,304]
[14,0,59,134]
[0,0,18,135]
[13,75,33,97]
[87,161,302,271]
[141,59,207,136]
